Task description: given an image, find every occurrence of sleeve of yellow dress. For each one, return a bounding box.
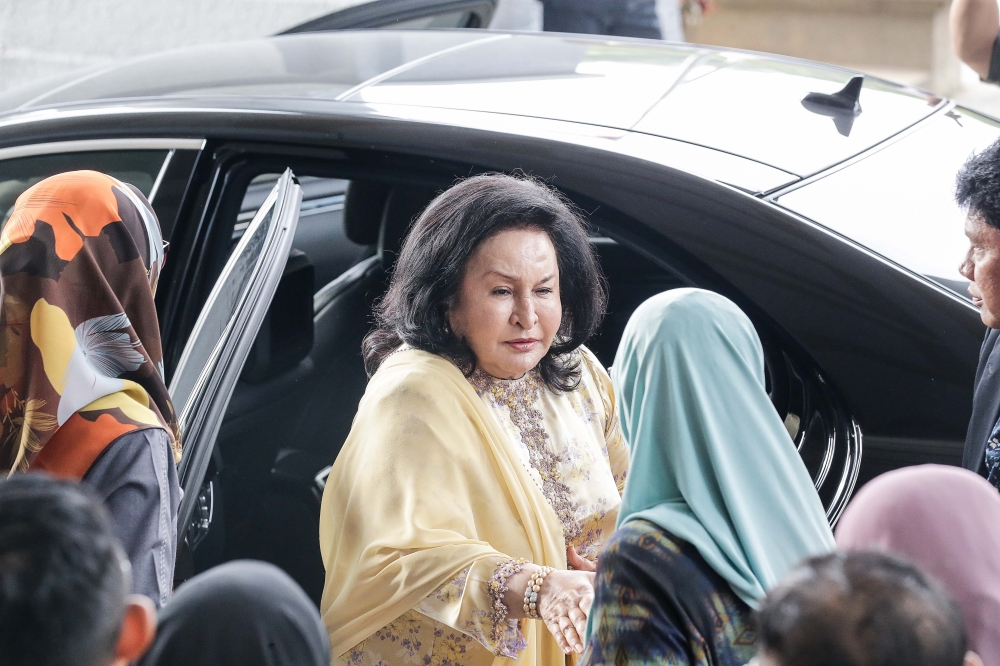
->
[318,350,567,663]
[581,348,629,494]
[416,556,529,657]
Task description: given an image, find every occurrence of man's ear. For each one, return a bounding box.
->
[111,595,157,666]
[965,651,985,666]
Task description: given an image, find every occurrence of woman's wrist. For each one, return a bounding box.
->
[502,565,541,619]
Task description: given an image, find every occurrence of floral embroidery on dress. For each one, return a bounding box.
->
[469,369,583,543]
[987,416,1000,489]
[486,557,528,657]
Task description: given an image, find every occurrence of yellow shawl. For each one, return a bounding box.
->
[319,349,568,665]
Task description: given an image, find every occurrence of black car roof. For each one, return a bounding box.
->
[0,30,942,178]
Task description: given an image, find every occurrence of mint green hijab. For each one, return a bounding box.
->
[611,289,834,608]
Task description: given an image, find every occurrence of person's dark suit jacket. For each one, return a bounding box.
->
[964,328,1000,474]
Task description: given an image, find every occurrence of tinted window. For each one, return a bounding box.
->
[774,107,1000,295]
[0,150,169,226]
[238,174,368,292]
[376,11,484,29]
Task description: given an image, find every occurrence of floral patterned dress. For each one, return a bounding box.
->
[338,348,628,666]
[580,520,757,666]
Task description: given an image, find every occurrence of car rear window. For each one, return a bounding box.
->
[773,107,1000,297]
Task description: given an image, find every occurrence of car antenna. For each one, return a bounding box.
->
[801,75,864,137]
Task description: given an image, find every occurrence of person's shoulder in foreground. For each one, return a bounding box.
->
[583,519,756,666]
[0,473,156,666]
[754,550,981,666]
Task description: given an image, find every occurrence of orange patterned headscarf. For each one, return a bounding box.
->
[0,170,179,479]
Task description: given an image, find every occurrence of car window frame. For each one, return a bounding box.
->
[171,168,303,538]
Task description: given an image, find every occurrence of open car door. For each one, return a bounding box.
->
[169,169,302,546]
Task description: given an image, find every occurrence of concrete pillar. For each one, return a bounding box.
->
[686,0,962,95]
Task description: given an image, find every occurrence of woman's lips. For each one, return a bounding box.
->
[973,296,984,308]
[504,338,539,352]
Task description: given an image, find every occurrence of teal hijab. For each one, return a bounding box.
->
[610,289,834,609]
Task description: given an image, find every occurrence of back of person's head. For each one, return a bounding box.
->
[0,474,138,666]
[138,560,330,666]
[756,551,967,666]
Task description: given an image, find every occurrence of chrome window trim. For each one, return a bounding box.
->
[0,137,205,161]
[147,148,175,204]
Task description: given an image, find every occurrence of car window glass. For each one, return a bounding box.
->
[774,107,1000,296]
[238,174,369,292]
[0,150,169,227]
[376,11,482,29]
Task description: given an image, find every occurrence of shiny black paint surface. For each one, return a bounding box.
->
[0,104,978,458]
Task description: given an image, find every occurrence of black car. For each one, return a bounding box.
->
[0,28,990,601]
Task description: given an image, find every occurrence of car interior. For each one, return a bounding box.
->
[175,155,856,605]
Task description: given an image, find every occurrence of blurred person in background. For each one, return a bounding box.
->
[836,465,1000,666]
[956,140,1000,484]
[542,0,663,39]
[0,171,180,607]
[580,289,834,666]
[0,474,157,666]
[755,551,979,666]
[951,0,1000,83]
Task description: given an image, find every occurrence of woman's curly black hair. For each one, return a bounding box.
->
[363,173,607,392]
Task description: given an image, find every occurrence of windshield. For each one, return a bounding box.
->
[774,107,1000,297]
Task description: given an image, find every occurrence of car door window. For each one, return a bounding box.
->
[237,174,369,292]
[0,150,170,221]
[0,142,203,242]
[170,169,302,535]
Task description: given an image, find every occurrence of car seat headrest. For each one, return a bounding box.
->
[378,186,438,269]
[343,180,390,246]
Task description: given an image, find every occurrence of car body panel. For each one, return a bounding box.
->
[0,29,987,508]
[0,32,488,113]
[0,31,941,179]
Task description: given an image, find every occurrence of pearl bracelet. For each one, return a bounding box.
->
[522,566,554,619]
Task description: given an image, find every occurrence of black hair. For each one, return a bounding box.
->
[363,173,607,391]
[0,474,127,666]
[756,551,967,666]
[956,137,1000,230]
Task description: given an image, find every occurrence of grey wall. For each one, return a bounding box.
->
[0,0,359,92]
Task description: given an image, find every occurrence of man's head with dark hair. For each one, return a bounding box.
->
[0,474,155,666]
[957,139,1000,328]
[756,551,970,666]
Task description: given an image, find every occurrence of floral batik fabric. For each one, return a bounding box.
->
[581,520,757,666]
[336,347,627,666]
[0,171,179,478]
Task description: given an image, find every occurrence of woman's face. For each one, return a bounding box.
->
[448,227,562,379]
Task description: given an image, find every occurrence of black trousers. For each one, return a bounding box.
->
[542,0,662,39]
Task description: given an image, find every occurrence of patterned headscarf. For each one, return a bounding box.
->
[0,170,179,479]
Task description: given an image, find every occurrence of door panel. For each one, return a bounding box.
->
[170,168,302,539]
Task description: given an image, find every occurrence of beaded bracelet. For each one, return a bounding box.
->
[522,566,554,619]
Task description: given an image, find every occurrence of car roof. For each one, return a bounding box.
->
[0,30,942,178]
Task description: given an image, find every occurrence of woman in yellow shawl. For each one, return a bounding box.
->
[320,174,628,666]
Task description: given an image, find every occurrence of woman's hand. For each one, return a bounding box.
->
[567,545,597,572]
[537,569,595,654]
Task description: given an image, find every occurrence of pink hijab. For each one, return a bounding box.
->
[836,465,1000,665]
